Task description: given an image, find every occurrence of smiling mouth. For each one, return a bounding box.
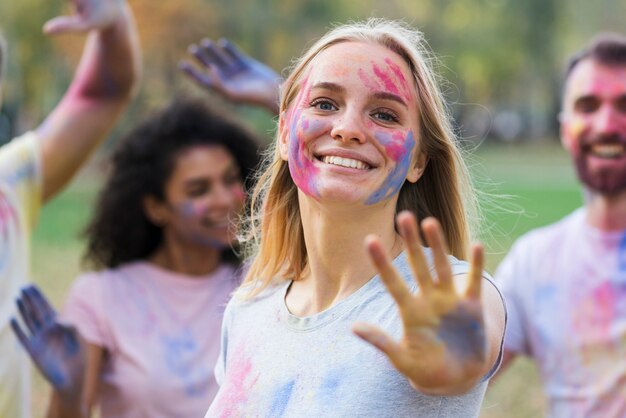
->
[589,143,626,159]
[319,155,372,170]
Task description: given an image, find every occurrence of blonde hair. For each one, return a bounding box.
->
[239,19,478,298]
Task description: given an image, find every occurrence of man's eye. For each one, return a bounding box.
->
[575,97,600,114]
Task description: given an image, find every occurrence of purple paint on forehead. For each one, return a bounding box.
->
[365,131,416,205]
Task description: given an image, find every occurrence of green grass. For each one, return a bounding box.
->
[26,143,582,417]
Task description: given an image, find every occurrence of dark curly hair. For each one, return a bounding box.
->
[83,96,263,269]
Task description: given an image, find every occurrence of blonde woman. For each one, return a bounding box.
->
[205,19,506,417]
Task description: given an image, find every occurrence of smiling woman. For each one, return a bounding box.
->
[36,96,263,418]
[204,19,506,418]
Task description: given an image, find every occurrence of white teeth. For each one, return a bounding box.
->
[321,155,369,170]
[591,144,625,158]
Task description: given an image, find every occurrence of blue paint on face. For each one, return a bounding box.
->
[269,379,295,416]
[365,131,416,205]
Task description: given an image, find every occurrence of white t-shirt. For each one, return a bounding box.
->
[0,132,42,418]
[497,208,626,418]
[206,249,505,418]
[63,261,240,417]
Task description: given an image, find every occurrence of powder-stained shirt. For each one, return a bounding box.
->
[205,249,505,418]
[63,261,240,418]
[0,132,42,418]
[497,208,626,418]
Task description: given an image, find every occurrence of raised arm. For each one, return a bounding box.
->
[37,0,141,202]
[179,38,281,114]
[353,212,506,396]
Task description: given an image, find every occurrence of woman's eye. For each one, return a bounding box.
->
[311,99,337,111]
[373,110,399,123]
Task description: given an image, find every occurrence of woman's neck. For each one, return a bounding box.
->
[149,237,222,277]
[286,193,402,316]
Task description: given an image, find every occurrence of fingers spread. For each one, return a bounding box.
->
[465,243,484,300]
[421,218,453,290]
[17,298,39,335]
[397,211,433,294]
[366,235,412,308]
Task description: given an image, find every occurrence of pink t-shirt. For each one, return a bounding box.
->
[63,261,239,418]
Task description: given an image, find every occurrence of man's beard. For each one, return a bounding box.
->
[573,133,626,195]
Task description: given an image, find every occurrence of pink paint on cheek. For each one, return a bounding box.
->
[375,131,411,162]
[288,110,320,197]
[179,201,205,218]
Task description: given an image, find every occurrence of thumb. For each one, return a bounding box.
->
[353,322,402,361]
[43,16,90,35]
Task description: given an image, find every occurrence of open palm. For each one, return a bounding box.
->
[354,212,486,392]
[180,38,281,113]
[11,285,85,397]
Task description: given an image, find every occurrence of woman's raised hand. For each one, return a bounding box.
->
[179,38,281,114]
[353,211,486,394]
[11,285,86,399]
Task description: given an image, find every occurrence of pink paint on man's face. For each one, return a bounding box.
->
[562,60,626,194]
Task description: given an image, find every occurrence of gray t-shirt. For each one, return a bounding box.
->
[205,249,504,417]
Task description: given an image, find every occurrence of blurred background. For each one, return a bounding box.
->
[1,0,624,416]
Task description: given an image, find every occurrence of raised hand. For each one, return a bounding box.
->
[353,212,486,394]
[11,285,85,398]
[179,38,281,114]
[43,0,127,35]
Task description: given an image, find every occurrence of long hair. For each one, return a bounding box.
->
[83,95,263,269]
[240,19,478,297]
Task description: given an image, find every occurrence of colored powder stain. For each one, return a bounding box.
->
[365,131,415,205]
[269,380,295,417]
[372,62,401,97]
[375,131,409,162]
[568,118,585,138]
[318,369,342,404]
[358,68,381,93]
[437,306,486,362]
[288,110,319,197]
[160,330,209,397]
[384,58,412,103]
[216,351,259,418]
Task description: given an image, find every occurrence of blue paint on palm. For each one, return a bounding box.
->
[269,380,295,416]
[437,305,486,362]
[365,132,415,205]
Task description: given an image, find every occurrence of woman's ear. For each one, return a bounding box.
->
[406,151,428,183]
[278,112,290,161]
[143,195,168,226]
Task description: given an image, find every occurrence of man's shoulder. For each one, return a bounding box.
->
[512,208,584,250]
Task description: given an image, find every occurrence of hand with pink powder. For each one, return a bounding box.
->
[354,212,489,395]
[180,38,281,115]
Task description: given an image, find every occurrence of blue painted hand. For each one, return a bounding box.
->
[353,212,486,393]
[11,285,86,399]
